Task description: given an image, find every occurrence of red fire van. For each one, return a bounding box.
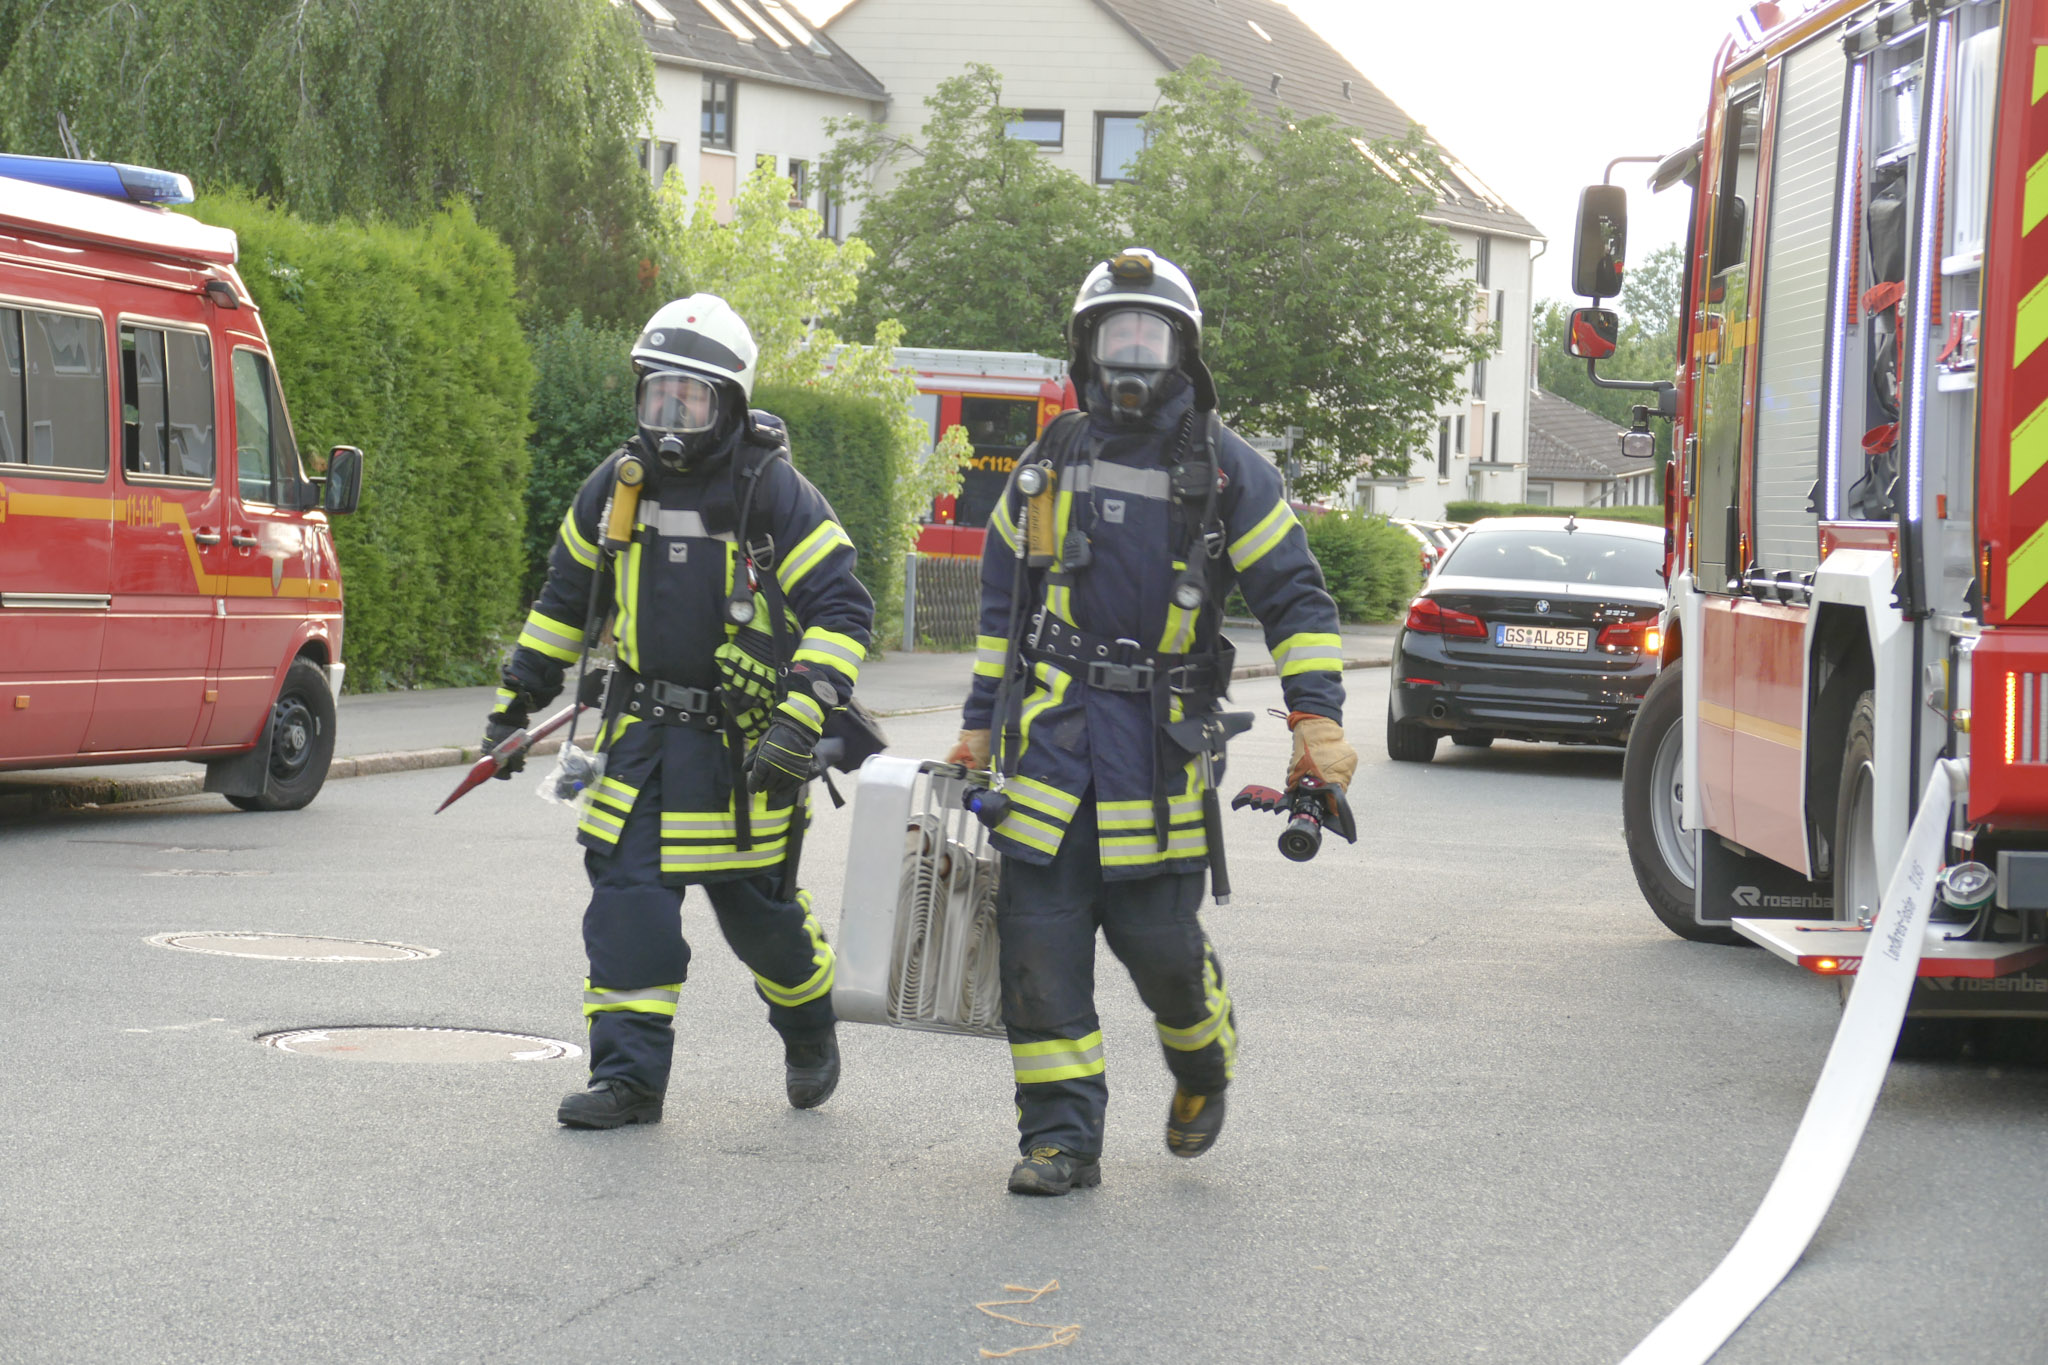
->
[0,155,362,810]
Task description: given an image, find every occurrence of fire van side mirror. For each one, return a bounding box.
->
[321,445,363,516]
[1566,307,1619,360]
[1572,184,1628,300]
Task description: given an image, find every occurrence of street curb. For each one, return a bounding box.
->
[0,660,1389,814]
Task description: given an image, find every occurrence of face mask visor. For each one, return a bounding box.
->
[1091,310,1180,371]
[636,370,722,439]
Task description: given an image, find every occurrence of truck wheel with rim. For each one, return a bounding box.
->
[1832,688,1972,1058]
[1622,659,1738,945]
[1385,695,1439,763]
[226,657,337,812]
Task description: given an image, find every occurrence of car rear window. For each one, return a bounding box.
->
[1439,527,1664,588]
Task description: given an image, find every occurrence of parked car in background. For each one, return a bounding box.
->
[1390,518,1464,577]
[1386,516,1664,762]
[0,154,363,810]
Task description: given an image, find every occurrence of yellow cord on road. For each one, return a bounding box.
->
[975,1279,1081,1357]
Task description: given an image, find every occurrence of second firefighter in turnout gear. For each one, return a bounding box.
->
[490,294,874,1129]
[949,249,1358,1195]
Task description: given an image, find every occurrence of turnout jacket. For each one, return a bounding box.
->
[963,386,1344,880]
[502,422,873,884]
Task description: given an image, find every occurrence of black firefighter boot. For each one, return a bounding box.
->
[784,1027,840,1109]
[557,1078,663,1129]
[1008,1146,1102,1196]
[1165,1087,1227,1158]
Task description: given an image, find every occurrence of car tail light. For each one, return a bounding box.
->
[1597,614,1662,654]
[1404,597,1485,638]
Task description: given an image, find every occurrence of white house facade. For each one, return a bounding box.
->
[826,0,1544,516]
[627,0,886,226]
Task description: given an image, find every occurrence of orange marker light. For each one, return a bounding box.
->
[1816,958,1839,973]
[1643,626,1663,656]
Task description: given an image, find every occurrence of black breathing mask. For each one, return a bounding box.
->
[1090,309,1181,423]
[637,368,729,471]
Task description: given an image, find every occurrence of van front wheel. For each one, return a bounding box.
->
[226,658,337,812]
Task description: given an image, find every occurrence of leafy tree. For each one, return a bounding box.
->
[0,0,657,323]
[823,64,1113,355]
[1535,243,1684,429]
[1117,59,1491,498]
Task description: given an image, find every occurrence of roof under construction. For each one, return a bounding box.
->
[629,0,886,103]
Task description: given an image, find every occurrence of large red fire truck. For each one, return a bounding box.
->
[1570,0,2048,1040]
[0,155,362,810]
[893,347,1076,558]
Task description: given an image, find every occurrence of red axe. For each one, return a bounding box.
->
[434,701,587,814]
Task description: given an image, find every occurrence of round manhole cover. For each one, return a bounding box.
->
[148,932,439,962]
[258,1027,581,1063]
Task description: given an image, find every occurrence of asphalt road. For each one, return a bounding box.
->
[2,671,2044,1363]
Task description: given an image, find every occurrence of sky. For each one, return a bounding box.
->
[793,0,1749,307]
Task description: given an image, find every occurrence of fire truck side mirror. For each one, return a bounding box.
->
[1566,307,1620,360]
[1572,185,1629,300]
[321,445,364,516]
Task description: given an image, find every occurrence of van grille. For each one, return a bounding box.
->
[2010,671,2048,765]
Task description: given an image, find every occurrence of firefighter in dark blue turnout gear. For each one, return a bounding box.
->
[489,295,875,1129]
[949,250,1359,1194]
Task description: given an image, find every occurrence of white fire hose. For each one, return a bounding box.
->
[1620,757,1966,1365]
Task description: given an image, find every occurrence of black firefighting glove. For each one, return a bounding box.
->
[715,640,780,741]
[746,717,817,805]
[483,716,526,780]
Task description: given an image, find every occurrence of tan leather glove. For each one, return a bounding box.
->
[1287,713,1356,790]
[947,728,990,770]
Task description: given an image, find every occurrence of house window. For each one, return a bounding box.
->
[788,158,809,204]
[1525,483,1552,506]
[1494,289,1506,327]
[643,139,677,186]
[818,170,841,241]
[1454,415,1466,455]
[1437,418,1450,478]
[1095,114,1148,183]
[1005,110,1064,148]
[1490,412,1502,463]
[1472,358,1487,401]
[1474,234,1491,287]
[702,75,734,150]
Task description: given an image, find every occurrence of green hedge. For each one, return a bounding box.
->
[1301,511,1422,624]
[195,194,534,691]
[522,333,909,643]
[1445,500,1664,526]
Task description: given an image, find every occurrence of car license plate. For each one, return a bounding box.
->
[1497,624,1588,651]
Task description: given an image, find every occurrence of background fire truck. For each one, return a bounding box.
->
[891,348,1076,558]
[1571,0,2048,1046]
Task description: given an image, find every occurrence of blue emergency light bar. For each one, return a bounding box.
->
[0,153,195,205]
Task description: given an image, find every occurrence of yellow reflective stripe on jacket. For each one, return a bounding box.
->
[616,540,643,670]
[1044,581,1073,623]
[779,689,826,734]
[583,980,682,1018]
[1156,955,1233,1053]
[1098,794,1204,830]
[1159,560,1198,653]
[660,843,789,874]
[1228,500,1297,572]
[517,609,583,663]
[1017,663,1070,747]
[1010,1031,1107,1084]
[1007,774,1080,822]
[753,891,835,1008]
[778,520,855,591]
[1101,825,1208,866]
[560,507,599,570]
[1272,631,1343,676]
[995,807,1063,854]
[990,497,1020,551]
[578,802,628,843]
[793,627,864,684]
[973,633,1008,679]
[659,808,795,840]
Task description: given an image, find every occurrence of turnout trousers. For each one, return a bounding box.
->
[997,800,1237,1159]
[580,759,835,1094]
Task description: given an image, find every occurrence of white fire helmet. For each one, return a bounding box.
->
[631,294,758,403]
[1068,249,1202,352]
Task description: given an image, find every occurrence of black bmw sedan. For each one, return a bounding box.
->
[1386,516,1665,763]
